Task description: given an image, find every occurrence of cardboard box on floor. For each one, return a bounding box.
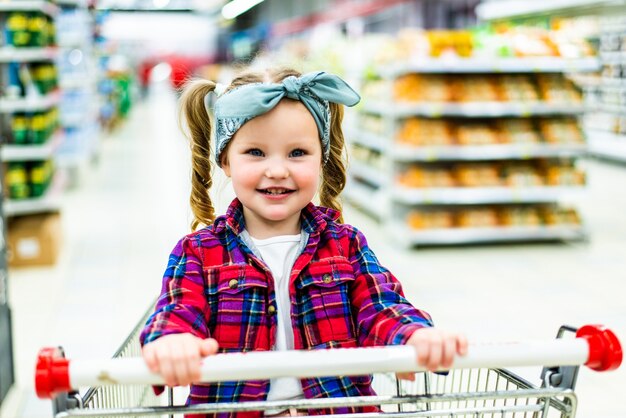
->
[7,211,61,267]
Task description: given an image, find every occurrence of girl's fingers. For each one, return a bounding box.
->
[157,344,177,387]
[442,336,456,369]
[200,338,219,357]
[426,336,442,371]
[415,338,430,367]
[142,346,158,373]
[457,335,469,356]
[396,372,416,381]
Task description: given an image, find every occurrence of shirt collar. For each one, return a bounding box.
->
[221,198,340,236]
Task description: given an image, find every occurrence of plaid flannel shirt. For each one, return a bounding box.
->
[140,199,433,417]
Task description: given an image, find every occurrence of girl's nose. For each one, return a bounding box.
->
[265,164,289,179]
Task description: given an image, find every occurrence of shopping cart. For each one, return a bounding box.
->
[35,305,622,418]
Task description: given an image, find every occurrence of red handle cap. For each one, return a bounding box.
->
[35,347,71,399]
[576,325,622,371]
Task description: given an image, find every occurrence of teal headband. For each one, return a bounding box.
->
[211,71,360,167]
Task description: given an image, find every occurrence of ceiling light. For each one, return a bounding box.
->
[221,0,264,19]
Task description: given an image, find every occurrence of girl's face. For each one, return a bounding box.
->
[222,99,322,239]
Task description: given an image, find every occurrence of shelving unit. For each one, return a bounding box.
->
[55,0,100,184]
[476,0,626,21]
[0,0,62,405]
[346,58,596,247]
[584,16,626,163]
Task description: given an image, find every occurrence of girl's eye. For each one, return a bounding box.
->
[290,149,306,158]
[246,148,264,157]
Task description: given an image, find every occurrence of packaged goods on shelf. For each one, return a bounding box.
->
[397,119,454,146]
[394,74,452,102]
[406,205,582,231]
[396,161,584,189]
[391,73,582,104]
[458,208,500,228]
[346,30,592,246]
[499,206,542,227]
[499,75,539,102]
[498,119,541,144]
[454,163,502,187]
[539,119,585,143]
[7,211,61,267]
[457,123,500,146]
[537,74,582,103]
[408,210,455,229]
[5,159,54,199]
[397,166,456,188]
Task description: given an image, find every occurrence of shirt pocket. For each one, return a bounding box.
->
[205,264,270,349]
[295,257,356,346]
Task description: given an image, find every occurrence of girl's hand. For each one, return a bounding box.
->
[397,328,468,380]
[142,333,219,387]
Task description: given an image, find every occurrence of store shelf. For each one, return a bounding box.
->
[0,1,59,17]
[587,130,626,163]
[0,91,61,113]
[362,101,585,118]
[0,47,59,63]
[344,181,386,219]
[476,0,626,20]
[592,103,626,114]
[392,223,587,246]
[59,75,96,90]
[3,172,64,217]
[350,160,385,187]
[392,186,584,205]
[392,143,587,161]
[351,130,587,161]
[379,57,601,77]
[348,129,386,153]
[1,132,63,161]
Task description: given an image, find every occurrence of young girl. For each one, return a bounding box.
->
[140,68,467,417]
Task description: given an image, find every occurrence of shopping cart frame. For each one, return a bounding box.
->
[41,304,620,418]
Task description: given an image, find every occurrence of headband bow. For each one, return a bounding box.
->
[212,71,360,166]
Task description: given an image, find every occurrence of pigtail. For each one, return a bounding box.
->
[178,79,217,231]
[320,102,347,223]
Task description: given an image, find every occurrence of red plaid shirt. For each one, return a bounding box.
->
[140,199,433,417]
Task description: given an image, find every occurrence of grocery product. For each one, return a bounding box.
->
[397,166,456,188]
[539,118,585,144]
[394,74,452,102]
[499,206,542,226]
[407,210,455,229]
[454,163,502,187]
[457,208,499,228]
[397,118,454,146]
[498,119,541,144]
[457,123,501,145]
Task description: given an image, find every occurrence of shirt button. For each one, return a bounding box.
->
[267,305,277,316]
[322,274,333,284]
[228,279,239,289]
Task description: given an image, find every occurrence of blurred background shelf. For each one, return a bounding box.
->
[1,132,62,161]
[362,102,587,118]
[392,186,585,205]
[0,47,59,62]
[392,223,587,246]
[586,130,626,162]
[0,92,60,113]
[3,172,64,217]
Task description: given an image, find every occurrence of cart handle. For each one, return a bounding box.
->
[35,324,621,399]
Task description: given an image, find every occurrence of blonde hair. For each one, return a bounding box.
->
[179,68,347,231]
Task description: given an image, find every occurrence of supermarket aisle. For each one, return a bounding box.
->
[2,87,626,417]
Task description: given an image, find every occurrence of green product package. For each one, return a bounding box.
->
[7,163,29,199]
[6,13,30,46]
[11,114,28,144]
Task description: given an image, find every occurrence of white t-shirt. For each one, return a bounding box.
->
[250,234,305,407]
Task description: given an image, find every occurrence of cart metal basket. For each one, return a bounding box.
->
[36,304,622,418]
